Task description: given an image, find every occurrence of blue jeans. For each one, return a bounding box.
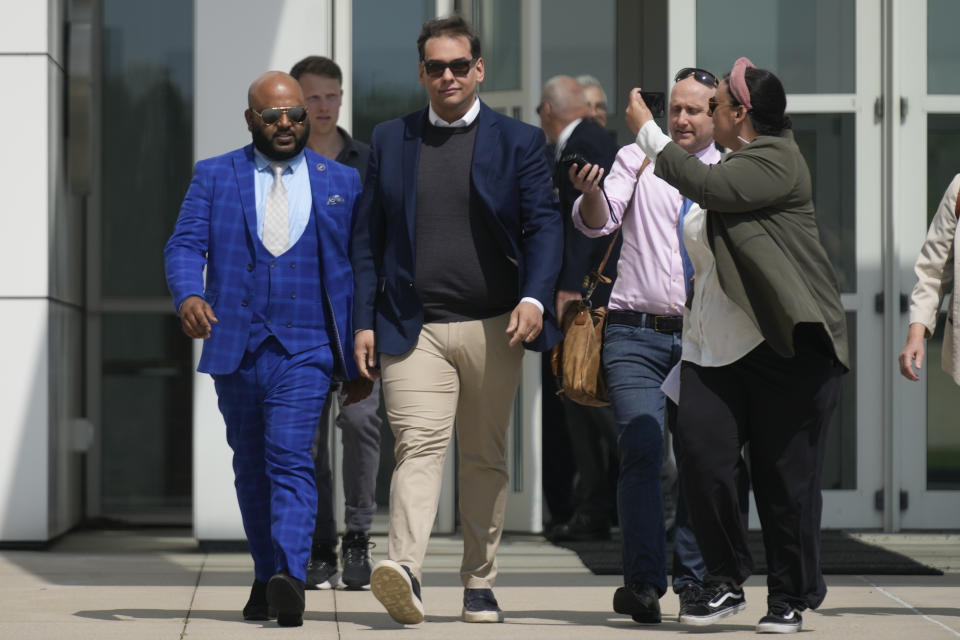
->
[603,321,704,596]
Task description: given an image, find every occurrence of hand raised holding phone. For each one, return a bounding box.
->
[569,161,604,194]
[625,88,661,134]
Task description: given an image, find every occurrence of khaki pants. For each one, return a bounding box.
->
[381,313,524,588]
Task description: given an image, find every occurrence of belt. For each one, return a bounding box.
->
[607,310,682,333]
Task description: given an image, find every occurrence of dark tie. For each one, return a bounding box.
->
[678,198,695,295]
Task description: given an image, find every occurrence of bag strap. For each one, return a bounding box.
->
[582,157,651,303]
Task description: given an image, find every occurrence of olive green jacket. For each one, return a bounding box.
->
[654,130,849,370]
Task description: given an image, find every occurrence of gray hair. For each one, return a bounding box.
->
[576,74,608,105]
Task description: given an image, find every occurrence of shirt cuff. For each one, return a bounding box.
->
[520,296,544,314]
[635,120,671,159]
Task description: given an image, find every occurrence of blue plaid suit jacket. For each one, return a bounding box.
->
[351,102,564,356]
[164,145,360,379]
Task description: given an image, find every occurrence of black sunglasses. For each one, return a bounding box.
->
[674,67,719,88]
[252,105,308,126]
[422,57,477,78]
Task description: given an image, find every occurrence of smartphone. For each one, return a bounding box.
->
[560,151,590,170]
[640,90,666,118]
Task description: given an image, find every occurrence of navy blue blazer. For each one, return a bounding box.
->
[351,102,563,356]
[164,145,361,380]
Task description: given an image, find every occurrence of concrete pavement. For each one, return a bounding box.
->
[0,529,958,639]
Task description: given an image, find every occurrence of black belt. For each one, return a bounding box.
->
[607,310,682,333]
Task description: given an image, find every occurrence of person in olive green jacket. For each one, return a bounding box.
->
[624,58,848,635]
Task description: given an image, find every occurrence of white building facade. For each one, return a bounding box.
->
[1,0,958,545]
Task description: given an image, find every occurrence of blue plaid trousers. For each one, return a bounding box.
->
[213,337,332,582]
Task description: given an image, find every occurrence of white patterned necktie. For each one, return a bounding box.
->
[262,162,289,256]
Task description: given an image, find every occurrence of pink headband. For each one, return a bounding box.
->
[729,57,755,111]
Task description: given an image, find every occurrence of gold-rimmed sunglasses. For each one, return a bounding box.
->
[251,105,308,126]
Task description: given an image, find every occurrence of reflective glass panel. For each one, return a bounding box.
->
[697,0,855,94]
[926,313,960,489]
[542,0,616,110]
[101,314,193,517]
[352,0,433,143]
[472,0,521,92]
[925,114,960,490]
[927,115,960,224]
[102,0,194,297]
[791,114,857,293]
[822,312,857,490]
[928,0,960,94]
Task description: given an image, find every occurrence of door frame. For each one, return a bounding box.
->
[669,0,885,528]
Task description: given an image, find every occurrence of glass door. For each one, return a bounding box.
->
[674,0,884,527]
[90,0,196,524]
[894,0,960,529]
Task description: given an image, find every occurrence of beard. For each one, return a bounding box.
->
[251,120,310,160]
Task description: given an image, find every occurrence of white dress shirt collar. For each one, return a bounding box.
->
[555,117,583,160]
[428,96,481,128]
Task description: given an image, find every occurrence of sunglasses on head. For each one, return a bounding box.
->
[252,105,308,126]
[422,57,477,78]
[675,67,719,88]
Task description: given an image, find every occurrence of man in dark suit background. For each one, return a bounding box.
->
[538,75,621,542]
[351,15,562,626]
[290,54,381,592]
[164,71,361,627]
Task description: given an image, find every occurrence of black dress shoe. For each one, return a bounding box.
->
[266,571,306,627]
[242,580,277,621]
[613,582,662,624]
[548,513,610,542]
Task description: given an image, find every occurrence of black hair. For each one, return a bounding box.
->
[289,55,343,83]
[416,14,481,61]
[723,67,792,136]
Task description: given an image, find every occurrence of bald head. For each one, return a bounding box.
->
[538,75,587,143]
[244,71,309,161]
[247,71,304,110]
[541,75,587,122]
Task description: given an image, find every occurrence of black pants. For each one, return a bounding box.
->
[674,339,841,610]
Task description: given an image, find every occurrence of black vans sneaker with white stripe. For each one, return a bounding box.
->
[678,582,746,626]
[757,601,802,633]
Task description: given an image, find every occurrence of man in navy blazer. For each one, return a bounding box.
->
[164,71,361,627]
[351,15,562,626]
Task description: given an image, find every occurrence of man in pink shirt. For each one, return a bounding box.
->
[570,68,720,625]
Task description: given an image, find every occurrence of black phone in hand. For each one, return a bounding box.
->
[640,91,665,117]
[560,152,589,170]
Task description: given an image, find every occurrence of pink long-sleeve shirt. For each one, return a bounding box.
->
[572,142,721,316]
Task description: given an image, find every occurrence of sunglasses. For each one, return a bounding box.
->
[675,67,719,88]
[707,97,738,116]
[252,105,308,126]
[422,57,477,78]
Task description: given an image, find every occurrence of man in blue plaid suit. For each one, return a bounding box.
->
[164,71,361,627]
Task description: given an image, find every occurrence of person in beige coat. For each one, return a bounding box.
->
[899,174,960,384]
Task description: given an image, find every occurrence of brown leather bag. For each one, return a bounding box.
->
[550,229,620,407]
[550,157,649,407]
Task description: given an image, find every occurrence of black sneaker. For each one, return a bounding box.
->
[306,545,339,590]
[677,583,703,621]
[462,588,504,623]
[679,582,746,625]
[757,601,802,633]
[371,559,424,624]
[341,530,374,589]
[612,582,661,624]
